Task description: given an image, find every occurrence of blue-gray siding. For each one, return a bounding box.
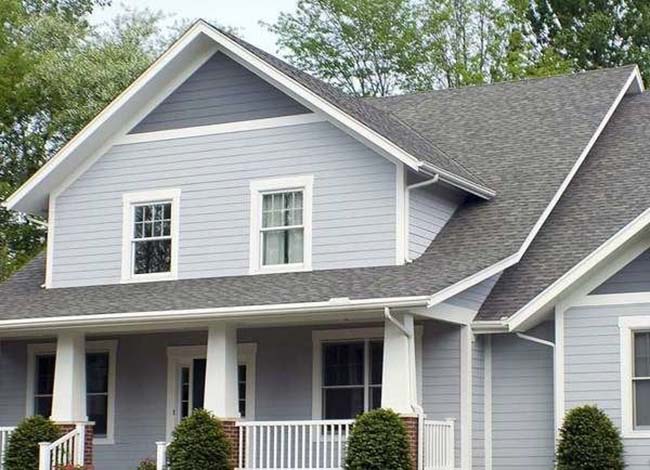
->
[446,274,502,312]
[53,121,397,287]
[473,336,485,470]
[591,249,650,294]
[564,304,650,469]
[408,181,463,260]
[0,341,27,427]
[491,322,555,470]
[130,52,309,134]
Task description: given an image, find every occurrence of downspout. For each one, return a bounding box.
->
[404,174,440,263]
[515,332,555,349]
[384,307,424,415]
[26,216,48,230]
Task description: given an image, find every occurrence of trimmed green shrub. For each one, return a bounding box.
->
[556,405,624,470]
[4,416,61,470]
[345,409,412,470]
[167,409,232,470]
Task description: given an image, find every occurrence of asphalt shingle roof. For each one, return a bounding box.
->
[0,41,639,321]
[477,92,650,320]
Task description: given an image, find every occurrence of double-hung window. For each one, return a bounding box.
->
[122,189,180,282]
[250,176,313,273]
[633,332,650,429]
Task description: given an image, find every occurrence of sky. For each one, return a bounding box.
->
[89,0,300,53]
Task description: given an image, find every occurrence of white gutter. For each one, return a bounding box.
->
[420,162,495,200]
[384,306,413,337]
[404,174,440,263]
[515,332,555,349]
[26,216,48,229]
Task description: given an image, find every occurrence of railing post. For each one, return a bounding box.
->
[74,424,85,465]
[156,441,167,470]
[447,418,455,470]
[38,442,49,470]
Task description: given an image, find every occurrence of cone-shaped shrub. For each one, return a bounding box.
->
[556,405,624,470]
[167,409,232,470]
[4,416,61,470]
[345,408,412,470]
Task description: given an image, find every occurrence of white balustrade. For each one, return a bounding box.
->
[421,419,455,470]
[0,427,15,470]
[38,424,85,470]
[156,441,169,470]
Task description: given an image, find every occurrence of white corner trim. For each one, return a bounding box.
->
[44,196,56,288]
[460,325,473,470]
[395,163,406,264]
[117,113,326,145]
[26,340,118,445]
[249,175,313,274]
[618,316,650,438]
[120,188,181,284]
[484,335,492,470]
[554,305,565,442]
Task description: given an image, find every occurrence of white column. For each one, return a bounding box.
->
[51,331,87,422]
[460,325,473,470]
[381,312,417,414]
[204,323,239,418]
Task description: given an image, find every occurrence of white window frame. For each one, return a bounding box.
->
[619,316,650,438]
[26,340,118,445]
[121,188,181,283]
[311,327,422,420]
[249,176,313,274]
[165,343,257,438]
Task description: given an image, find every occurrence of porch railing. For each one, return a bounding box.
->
[421,419,455,470]
[0,427,15,470]
[237,419,354,470]
[38,424,85,470]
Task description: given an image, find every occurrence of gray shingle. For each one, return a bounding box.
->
[478,92,650,320]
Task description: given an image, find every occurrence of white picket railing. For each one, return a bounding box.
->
[237,420,354,470]
[156,441,169,470]
[421,419,455,470]
[39,424,85,470]
[0,427,15,470]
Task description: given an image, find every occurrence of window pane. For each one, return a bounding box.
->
[35,396,53,418]
[192,359,206,411]
[135,206,144,222]
[134,239,172,274]
[636,333,650,377]
[262,191,303,228]
[238,365,247,418]
[323,343,364,386]
[636,380,650,427]
[36,355,56,395]
[323,388,364,420]
[262,229,303,266]
[88,394,108,437]
[87,353,109,394]
[370,386,382,410]
[370,341,383,385]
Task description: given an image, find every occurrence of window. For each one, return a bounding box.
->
[238,364,248,418]
[27,342,117,444]
[250,176,313,273]
[321,341,383,419]
[634,332,650,428]
[122,189,180,282]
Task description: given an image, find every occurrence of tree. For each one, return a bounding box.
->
[527,0,650,82]
[0,2,170,281]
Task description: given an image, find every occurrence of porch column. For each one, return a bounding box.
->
[51,331,87,422]
[204,323,239,418]
[381,311,418,414]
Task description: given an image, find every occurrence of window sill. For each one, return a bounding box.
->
[94,437,115,445]
[121,272,177,284]
[250,263,311,275]
[622,430,650,439]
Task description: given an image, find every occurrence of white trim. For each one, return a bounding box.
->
[484,335,492,470]
[26,340,118,445]
[117,114,325,145]
[510,205,650,331]
[571,292,650,308]
[554,305,565,441]
[618,316,650,438]
[460,326,472,470]
[165,343,257,438]
[414,302,477,325]
[120,188,181,283]
[45,196,55,288]
[249,175,313,274]
[395,163,406,264]
[310,326,423,420]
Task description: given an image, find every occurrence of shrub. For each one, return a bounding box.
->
[345,409,412,470]
[136,458,156,470]
[556,405,624,470]
[4,416,61,470]
[167,409,232,470]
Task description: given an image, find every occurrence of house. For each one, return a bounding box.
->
[1,18,650,470]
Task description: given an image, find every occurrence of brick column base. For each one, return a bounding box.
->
[400,416,419,470]
[55,422,94,467]
[221,420,240,469]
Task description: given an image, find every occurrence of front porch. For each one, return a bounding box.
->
[0,312,465,470]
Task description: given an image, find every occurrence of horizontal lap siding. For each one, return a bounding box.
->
[53,121,397,287]
[565,303,650,469]
[130,52,309,134]
[0,341,27,426]
[491,322,554,470]
[473,336,485,470]
[591,249,650,294]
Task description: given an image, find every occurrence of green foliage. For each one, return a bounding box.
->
[345,409,412,470]
[167,409,232,470]
[136,458,157,470]
[556,405,624,470]
[4,416,61,470]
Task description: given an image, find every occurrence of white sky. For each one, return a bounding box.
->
[90,0,300,53]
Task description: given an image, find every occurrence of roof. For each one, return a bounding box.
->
[477,92,650,321]
[0,65,639,323]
